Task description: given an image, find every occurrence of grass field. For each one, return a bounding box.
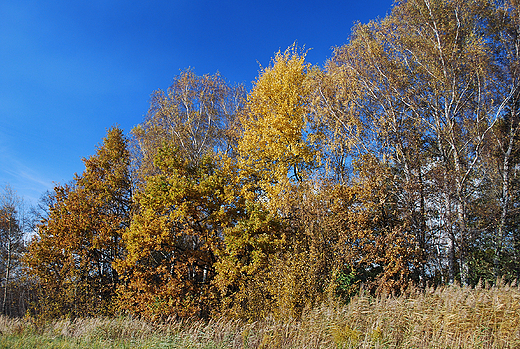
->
[1,282,519,348]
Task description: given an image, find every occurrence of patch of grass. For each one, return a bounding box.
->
[1,283,519,348]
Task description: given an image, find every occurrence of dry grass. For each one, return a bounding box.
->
[306,281,520,348]
[0,282,519,348]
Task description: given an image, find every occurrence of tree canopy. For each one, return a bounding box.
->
[21,0,520,321]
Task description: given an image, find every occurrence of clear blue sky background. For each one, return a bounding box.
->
[1,0,393,205]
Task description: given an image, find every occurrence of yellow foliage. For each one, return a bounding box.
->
[238,43,318,206]
[116,145,238,319]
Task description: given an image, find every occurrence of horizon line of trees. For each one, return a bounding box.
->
[2,0,520,320]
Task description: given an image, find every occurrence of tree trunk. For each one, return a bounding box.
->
[2,220,12,316]
[495,90,519,279]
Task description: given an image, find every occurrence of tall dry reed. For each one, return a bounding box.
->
[0,283,518,348]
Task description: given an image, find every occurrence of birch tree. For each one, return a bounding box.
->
[325,0,500,285]
[0,185,27,316]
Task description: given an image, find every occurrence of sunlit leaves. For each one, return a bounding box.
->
[25,127,132,318]
[116,144,241,319]
[238,44,318,198]
[21,0,520,321]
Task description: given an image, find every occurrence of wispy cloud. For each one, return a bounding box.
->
[0,151,54,204]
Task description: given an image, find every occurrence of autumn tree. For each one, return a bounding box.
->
[479,0,520,282]
[115,144,241,319]
[213,45,332,319]
[25,127,132,317]
[132,69,245,183]
[321,0,509,286]
[334,155,419,294]
[114,70,245,319]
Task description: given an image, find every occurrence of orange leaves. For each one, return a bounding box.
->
[323,154,418,295]
[25,127,132,318]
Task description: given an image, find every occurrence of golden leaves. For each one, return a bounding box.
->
[25,127,132,318]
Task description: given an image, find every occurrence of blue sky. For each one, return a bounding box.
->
[1,0,393,205]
